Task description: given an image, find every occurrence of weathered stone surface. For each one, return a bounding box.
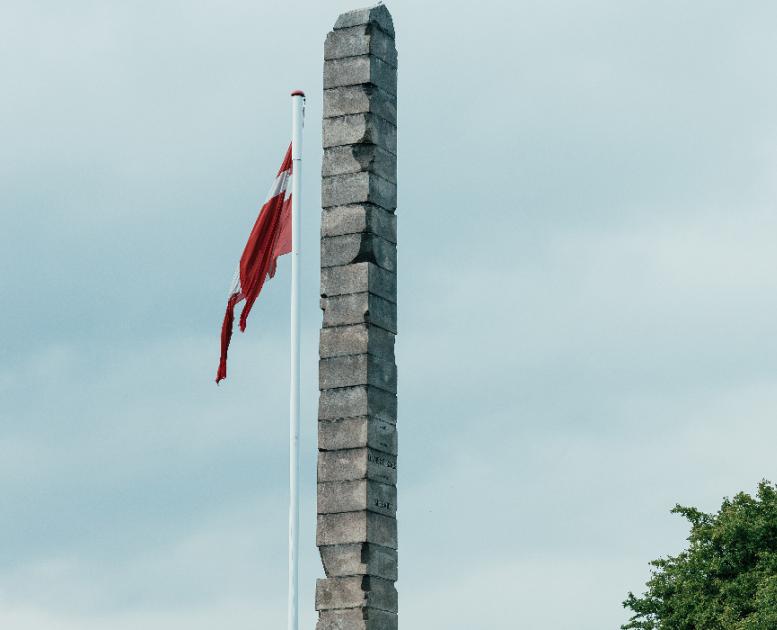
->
[318,448,397,485]
[321,205,396,242]
[321,264,396,303]
[316,576,398,613]
[318,385,397,423]
[322,234,396,272]
[318,8,398,627]
[323,114,396,156]
[333,4,395,37]
[325,24,397,68]
[323,145,396,183]
[317,608,397,630]
[319,543,398,580]
[321,293,397,333]
[324,56,397,96]
[320,324,395,359]
[319,417,397,455]
[320,353,396,393]
[324,85,396,125]
[317,511,397,548]
[318,479,396,516]
[322,171,396,210]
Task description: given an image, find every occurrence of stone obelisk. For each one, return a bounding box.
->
[315,5,398,630]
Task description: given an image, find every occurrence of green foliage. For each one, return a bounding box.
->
[622,481,777,630]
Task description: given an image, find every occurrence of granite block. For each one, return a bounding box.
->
[318,448,397,485]
[322,171,396,210]
[322,145,396,183]
[324,85,396,125]
[321,234,396,272]
[317,511,397,548]
[316,576,397,613]
[324,56,396,96]
[318,417,397,455]
[333,4,395,37]
[318,385,397,423]
[321,205,396,242]
[319,353,396,393]
[319,543,398,580]
[325,24,397,68]
[317,608,397,630]
[321,292,396,333]
[323,114,396,156]
[319,324,395,359]
[317,479,396,516]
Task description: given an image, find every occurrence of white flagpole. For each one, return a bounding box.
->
[288,89,304,630]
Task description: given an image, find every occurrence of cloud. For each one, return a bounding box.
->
[2,1,777,628]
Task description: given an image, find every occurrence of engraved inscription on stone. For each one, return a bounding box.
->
[368,450,396,471]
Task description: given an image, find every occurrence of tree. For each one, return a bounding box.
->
[623,480,777,629]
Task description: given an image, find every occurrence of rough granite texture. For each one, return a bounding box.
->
[321,234,397,272]
[318,5,398,628]
[317,511,397,548]
[322,171,397,210]
[318,416,398,455]
[323,114,397,155]
[325,24,398,68]
[324,56,397,95]
[318,385,397,423]
[319,324,396,359]
[316,576,398,613]
[318,479,397,516]
[318,447,397,485]
[321,205,397,242]
[319,353,397,393]
[333,4,395,37]
[319,543,398,581]
[321,264,397,303]
[324,85,397,125]
[317,608,398,630]
[321,292,397,333]
[323,145,396,183]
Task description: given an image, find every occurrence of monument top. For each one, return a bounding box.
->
[334,3,395,37]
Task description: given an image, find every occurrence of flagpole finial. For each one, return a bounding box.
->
[291,89,305,97]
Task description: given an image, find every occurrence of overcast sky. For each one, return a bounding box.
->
[2,1,776,629]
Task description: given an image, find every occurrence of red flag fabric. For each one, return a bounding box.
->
[216,145,293,383]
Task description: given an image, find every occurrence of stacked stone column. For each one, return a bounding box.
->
[316,5,398,630]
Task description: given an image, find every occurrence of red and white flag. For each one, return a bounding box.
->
[216,145,293,383]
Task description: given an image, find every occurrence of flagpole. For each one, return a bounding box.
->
[288,89,304,630]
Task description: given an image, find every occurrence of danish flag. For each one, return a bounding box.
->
[216,145,293,383]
